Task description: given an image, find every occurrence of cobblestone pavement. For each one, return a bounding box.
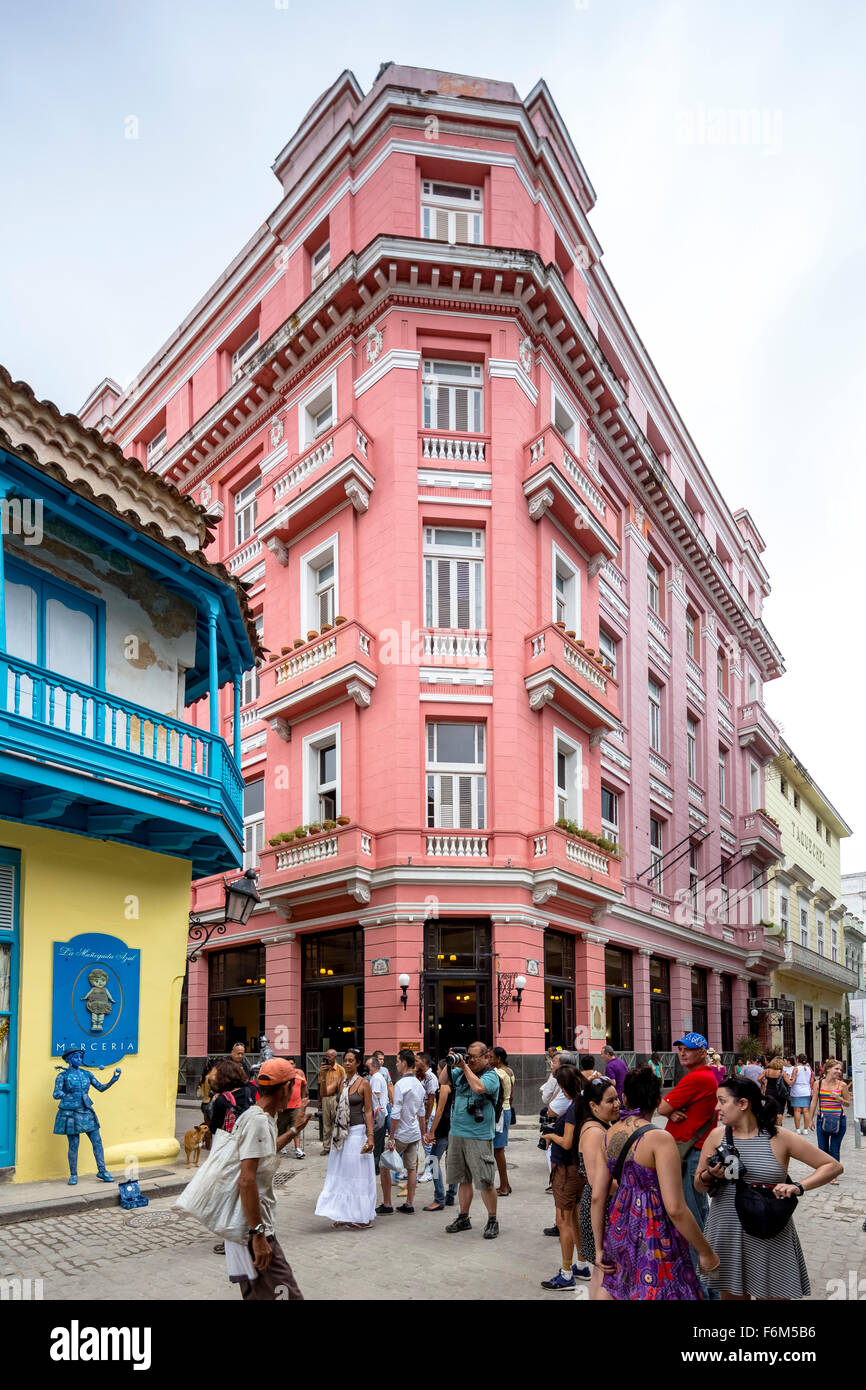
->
[1,1118,863,1301]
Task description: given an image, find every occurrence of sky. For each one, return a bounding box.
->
[1,0,864,871]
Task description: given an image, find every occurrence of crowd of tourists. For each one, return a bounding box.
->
[184,1032,850,1302]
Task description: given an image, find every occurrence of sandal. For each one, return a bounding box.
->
[497,1187,512,1197]
[423,1202,445,1211]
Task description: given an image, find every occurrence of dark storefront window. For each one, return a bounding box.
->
[690,966,708,1040]
[301,928,364,1064]
[719,974,734,1053]
[544,930,575,1050]
[208,945,267,1054]
[423,920,491,1055]
[649,956,671,1052]
[605,945,633,1051]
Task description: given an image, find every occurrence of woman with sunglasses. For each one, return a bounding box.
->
[576,1076,620,1295]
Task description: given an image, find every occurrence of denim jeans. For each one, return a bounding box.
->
[430,1137,449,1204]
[683,1145,720,1301]
[816,1115,846,1162]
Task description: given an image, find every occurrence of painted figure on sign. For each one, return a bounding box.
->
[53,1047,122,1185]
[81,967,114,1033]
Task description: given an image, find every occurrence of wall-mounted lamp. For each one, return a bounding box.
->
[514,975,527,1012]
[398,973,410,1011]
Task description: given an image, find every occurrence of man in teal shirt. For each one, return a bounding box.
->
[443,1041,500,1239]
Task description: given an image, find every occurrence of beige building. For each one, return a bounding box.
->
[763,741,857,1065]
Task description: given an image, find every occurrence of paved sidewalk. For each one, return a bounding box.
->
[0,1117,863,1300]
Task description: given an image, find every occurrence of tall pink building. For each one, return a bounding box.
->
[82,64,786,1098]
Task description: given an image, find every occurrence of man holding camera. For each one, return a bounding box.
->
[443,1042,501,1239]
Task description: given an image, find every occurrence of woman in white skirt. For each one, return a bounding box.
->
[315,1048,377,1229]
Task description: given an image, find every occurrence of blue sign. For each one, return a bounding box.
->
[52,933,140,1062]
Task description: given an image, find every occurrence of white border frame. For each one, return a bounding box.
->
[299,532,339,634]
[302,721,342,825]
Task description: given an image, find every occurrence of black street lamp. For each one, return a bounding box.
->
[188,869,262,960]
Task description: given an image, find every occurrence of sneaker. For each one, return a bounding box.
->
[543,1225,560,1237]
[397,1203,415,1214]
[445,1192,456,1206]
[294,1148,305,1159]
[572,1261,592,1280]
[446,1212,472,1233]
[375,1204,394,1214]
[483,1217,499,1240]
[541,1271,575,1290]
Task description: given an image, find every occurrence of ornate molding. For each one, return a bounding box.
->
[527,486,554,521]
[587,553,606,580]
[365,325,383,365]
[266,536,289,566]
[532,885,557,905]
[528,682,555,710]
[345,478,370,513]
[268,717,292,742]
[346,679,372,708]
[581,930,609,946]
[348,880,371,905]
[269,418,285,448]
[589,728,606,751]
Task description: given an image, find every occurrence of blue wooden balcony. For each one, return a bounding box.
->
[0,653,244,877]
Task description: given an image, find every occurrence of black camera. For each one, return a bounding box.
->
[467,1096,488,1124]
[708,1140,745,1179]
[446,1048,467,1068]
[538,1112,558,1149]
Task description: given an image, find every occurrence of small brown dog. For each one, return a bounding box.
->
[184,1122,211,1166]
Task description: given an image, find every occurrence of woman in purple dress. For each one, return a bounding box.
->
[591,1066,719,1300]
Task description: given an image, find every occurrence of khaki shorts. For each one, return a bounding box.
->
[446,1134,496,1190]
[393,1137,419,1170]
[551,1161,585,1212]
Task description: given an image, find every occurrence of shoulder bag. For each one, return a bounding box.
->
[612,1123,655,1183]
[722,1126,798,1239]
[675,1113,717,1167]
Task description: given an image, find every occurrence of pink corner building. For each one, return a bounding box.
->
[81,64,787,1102]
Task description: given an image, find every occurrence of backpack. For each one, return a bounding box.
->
[219,1090,239,1134]
[492,1075,505,1125]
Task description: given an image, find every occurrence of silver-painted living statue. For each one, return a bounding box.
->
[53,1046,122,1185]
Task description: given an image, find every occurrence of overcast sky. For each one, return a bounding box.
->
[2,0,864,871]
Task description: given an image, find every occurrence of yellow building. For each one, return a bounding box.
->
[764,740,857,1066]
[0,368,258,1181]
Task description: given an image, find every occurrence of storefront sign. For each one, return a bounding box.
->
[525,959,539,976]
[371,958,390,975]
[399,1040,422,1053]
[589,989,606,1037]
[51,933,140,1062]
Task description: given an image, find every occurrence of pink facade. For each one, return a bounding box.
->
[82,65,787,1093]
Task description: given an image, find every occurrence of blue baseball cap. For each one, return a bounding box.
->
[673,1032,708,1050]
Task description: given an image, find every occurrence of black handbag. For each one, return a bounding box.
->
[723,1127,798,1239]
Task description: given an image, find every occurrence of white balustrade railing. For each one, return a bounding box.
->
[359,632,371,655]
[426,834,489,857]
[421,436,486,463]
[686,655,704,685]
[228,538,262,572]
[562,643,607,691]
[276,637,337,683]
[649,751,670,778]
[604,561,625,592]
[423,631,488,659]
[688,781,705,804]
[531,634,546,657]
[533,835,548,856]
[561,450,606,516]
[647,608,669,644]
[273,437,335,499]
[530,435,545,464]
[565,838,610,873]
[276,835,339,869]
[652,898,671,917]
[355,428,368,456]
[360,833,372,855]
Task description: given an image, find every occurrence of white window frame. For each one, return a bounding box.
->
[649,817,663,889]
[231,330,260,383]
[298,370,337,449]
[422,359,483,434]
[311,239,330,289]
[551,384,580,451]
[426,722,486,830]
[831,925,838,962]
[690,843,700,900]
[816,910,825,956]
[718,746,727,806]
[146,428,166,465]
[300,534,339,633]
[687,717,698,782]
[601,785,619,844]
[647,561,661,615]
[302,723,341,825]
[234,477,259,547]
[780,894,790,940]
[648,678,662,753]
[241,615,264,706]
[747,667,759,701]
[423,527,485,629]
[598,629,617,679]
[749,760,761,812]
[552,543,580,631]
[420,179,483,245]
[243,777,265,871]
[751,866,764,925]
[686,609,699,659]
[799,900,810,949]
[553,726,583,825]
[716,648,726,694]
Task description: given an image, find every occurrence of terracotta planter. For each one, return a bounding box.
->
[293,639,304,648]
[335,615,347,624]
[554,621,566,629]
[565,629,576,639]
[320,623,333,633]
[306,630,319,641]
[336,815,351,826]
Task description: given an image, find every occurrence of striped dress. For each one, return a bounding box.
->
[704,1131,810,1299]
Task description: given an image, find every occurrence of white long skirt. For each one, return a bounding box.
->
[314,1124,377,1224]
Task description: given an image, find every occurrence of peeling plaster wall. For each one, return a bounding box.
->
[7,523,197,718]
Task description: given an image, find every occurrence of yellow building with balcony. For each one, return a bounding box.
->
[764,740,856,1067]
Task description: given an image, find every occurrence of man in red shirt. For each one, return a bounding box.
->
[656,1031,720,1299]
[276,1058,308,1159]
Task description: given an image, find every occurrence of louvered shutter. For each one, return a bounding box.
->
[436,387,450,431]
[458,776,472,828]
[456,562,471,628]
[424,559,433,627]
[440,777,454,828]
[474,562,484,626]
[454,388,469,432]
[434,209,449,241]
[0,865,14,933]
[453,211,469,244]
[437,561,452,627]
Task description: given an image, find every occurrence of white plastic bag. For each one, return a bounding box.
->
[175,1126,248,1241]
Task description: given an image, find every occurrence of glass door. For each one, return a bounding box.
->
[424,978,490,1056]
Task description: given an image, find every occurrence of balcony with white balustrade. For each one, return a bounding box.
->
[523,424,619,558]
[256,414,374,544]
[419,431,489,467]
[737,701,781,762]
[257,618,378,724]
[525,624,620,732]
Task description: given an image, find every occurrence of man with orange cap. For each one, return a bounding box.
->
[233,1056,308,1300]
